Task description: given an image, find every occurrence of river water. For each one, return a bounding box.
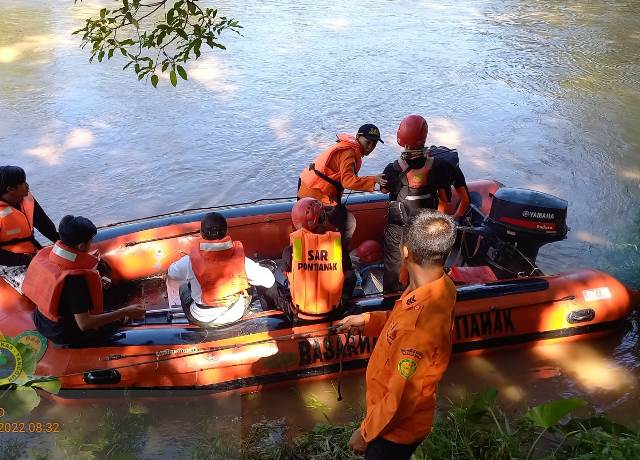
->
[1,0,639,457]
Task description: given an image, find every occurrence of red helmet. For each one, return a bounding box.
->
[291,198,324,231]
[397,115,428,150]
[355,240,383,264]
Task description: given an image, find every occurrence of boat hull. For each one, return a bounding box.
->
[0,183,635,397]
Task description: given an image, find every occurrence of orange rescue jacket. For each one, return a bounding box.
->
[23,242,104,322]
[189,236,250,307]
[287,228,344,319]
[360,274,457,444]
[0,192,36,254]
[298,134,376,204]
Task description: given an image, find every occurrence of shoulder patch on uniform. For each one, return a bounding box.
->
[397,358,417,379]
[406,295,417,305]
[401,348,424,360]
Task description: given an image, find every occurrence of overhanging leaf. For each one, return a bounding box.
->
[0,386,41,419]
[26,377,61,394]
[176,65,187,80]
[15,342,37,375]
[526,398,587,429]
[465,388,498,422]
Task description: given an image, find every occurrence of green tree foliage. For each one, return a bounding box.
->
[73,0,242,87]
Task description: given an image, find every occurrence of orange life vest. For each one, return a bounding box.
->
[189,236,250,307]
[0,192,36,254]
[298,134,363,203]
[287,228,344,319]
[22,242,104,322]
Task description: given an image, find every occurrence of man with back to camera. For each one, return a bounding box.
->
[167,212,280,326]
[282,197,357,320]
[336,210,458,460]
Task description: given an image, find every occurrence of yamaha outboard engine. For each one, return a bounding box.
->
[468,188,568,278]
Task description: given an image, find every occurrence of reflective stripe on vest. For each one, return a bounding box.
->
[189,236,250,307]
[298,134,363,202]
[405,194,432,201]
[0,192,36,254]
[52,243,79,262]
[200,240,234,251]
[287,228,344,318]
[22,242,103,322]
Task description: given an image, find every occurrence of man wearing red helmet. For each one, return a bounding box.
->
[381,115,470,292]
[297,124,388,266]
[283,198,356,320]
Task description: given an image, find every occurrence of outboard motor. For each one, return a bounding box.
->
[467,188,568,278]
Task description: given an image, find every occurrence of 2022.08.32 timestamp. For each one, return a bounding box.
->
[0,410,61,433]
[0,421,61,433]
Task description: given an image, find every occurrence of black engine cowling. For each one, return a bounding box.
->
[466,188,568,278]
[487,187,568,239]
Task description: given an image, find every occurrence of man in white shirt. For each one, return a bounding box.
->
[168,212,279,327]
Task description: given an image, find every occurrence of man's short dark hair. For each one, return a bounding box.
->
[0,166,26,195]
[59,215,97,247]
[401,210,456,266]
[201,212,227,240]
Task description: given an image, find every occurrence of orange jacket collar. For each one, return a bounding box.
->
[398,274,448,310]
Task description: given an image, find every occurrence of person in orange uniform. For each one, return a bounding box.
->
[0,165,59,293]
[381,115,470,292]
[336,210,458,459]
[283,198,356,320]
[25,215,145,345]
[298,124,388,265]
[168,212,279,327]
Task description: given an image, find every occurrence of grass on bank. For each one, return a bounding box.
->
[238,389,640,460]
[2,389,640,459]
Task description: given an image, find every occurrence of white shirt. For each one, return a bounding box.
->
[167,255,275,325]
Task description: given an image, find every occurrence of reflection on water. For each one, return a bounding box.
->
[0,0,639,456]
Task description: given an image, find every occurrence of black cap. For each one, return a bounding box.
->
[357,124,384,144]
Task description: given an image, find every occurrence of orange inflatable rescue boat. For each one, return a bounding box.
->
[0,180,636,397]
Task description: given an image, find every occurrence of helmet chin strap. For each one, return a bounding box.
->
[400,148,427,161]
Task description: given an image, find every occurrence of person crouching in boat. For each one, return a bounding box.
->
[0,165,59,293]
[167,212,280,327]
[381,115,470,293]
[336,210,457,460]
[283,198,357,321]
[297,124,388,270]
[24,215,146,345]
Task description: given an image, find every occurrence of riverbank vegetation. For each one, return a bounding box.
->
[2,389,639,459]
[201,389,640,460]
